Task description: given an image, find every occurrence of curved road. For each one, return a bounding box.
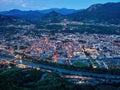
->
[0,56,120,79]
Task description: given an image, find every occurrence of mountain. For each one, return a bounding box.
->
[68,2,120,24]
[41,11,66,23]
[0,14,33,38]
[0,9,44,21]
[0,8,79,21]
[39,8,80,15]
[0,14,30,25]
[0,2,120,24]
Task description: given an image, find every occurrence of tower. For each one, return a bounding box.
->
[19,56,22,64]
[53,46,57,63]
[66,46,72,58]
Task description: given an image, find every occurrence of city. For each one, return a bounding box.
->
[0,0,120,90]
[0,33,120,69]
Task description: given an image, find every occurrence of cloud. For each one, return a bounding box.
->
[0,0,28,7]
[21,3,27,7]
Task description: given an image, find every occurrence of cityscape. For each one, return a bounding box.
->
[0,0,120,90]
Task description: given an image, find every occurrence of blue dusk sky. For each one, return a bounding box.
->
[0,0,120,11]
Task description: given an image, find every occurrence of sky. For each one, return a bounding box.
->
[0,0,120,11]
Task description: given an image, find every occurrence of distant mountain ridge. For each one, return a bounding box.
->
[0,2,120,24]
[0,9,44,21]
[0,8,79,21]
[41,11,66,23]
[39,8,80,14]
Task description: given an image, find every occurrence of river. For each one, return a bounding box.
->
[0,55,120,80]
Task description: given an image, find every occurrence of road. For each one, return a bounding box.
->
[0,56,120,80]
